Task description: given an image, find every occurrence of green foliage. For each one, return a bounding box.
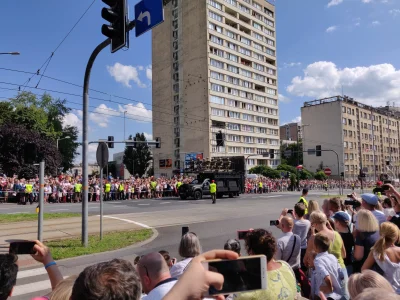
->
[280,142,303,167]
[249,165,281,179]
[290,173,297,187]
[314,171,328,181]
[276,164,297,174]
[123,133,153,177]
[299,169,314,180]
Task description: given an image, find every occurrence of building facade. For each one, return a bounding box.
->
[302,96,400,180]
[280,122,302,141]
[152,0,280,177]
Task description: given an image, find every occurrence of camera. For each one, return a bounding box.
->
[270,220,279,226]
[344,200,361,208]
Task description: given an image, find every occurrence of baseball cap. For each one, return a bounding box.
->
[361,193,379,206]
[332,211,350,223]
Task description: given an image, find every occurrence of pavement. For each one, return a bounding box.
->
[3,188,364,299]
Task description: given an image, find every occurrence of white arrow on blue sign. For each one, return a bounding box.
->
[135,0,164,37]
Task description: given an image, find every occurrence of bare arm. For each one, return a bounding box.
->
[320,275,333,294]
[361,251,376,271]
[341,239,346,259]
[304,234,315,267]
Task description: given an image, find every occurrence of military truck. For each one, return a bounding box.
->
[179,172,244,200]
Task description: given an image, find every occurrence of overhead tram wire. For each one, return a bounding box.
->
[19,0,97,90]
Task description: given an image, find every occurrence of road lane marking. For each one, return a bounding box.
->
[138,204,150,206]
[266,195,282,198]
[179,201,189,203]
[100,215,151,229]
[160,202,171,205]
[17,267,47,279]
[13,276,68,296]
[197,200,206,202]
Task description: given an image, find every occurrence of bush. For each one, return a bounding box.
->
[249,165,281,179]
[314,171,328,181]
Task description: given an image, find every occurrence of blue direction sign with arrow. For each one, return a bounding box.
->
[135,0,164,37]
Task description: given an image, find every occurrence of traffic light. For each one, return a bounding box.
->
[216,131,224,147]
[340,172,344,177]
[101,0,127,53]
[107,136,114,148]
[316,145,322,157]
[156,137,161,149]
[269,149,275,159]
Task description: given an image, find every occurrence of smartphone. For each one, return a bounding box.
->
[202,255,267,296]
[237,230,250,240]
[287,209,293,215]
[9,241,36,255]
[182,226,189,236]
[347,194,353,198]
[270,220,279,226]
[382,185,390,191]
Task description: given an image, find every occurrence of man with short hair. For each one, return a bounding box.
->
[0,254,18,300]
[292,203,311,270]
[275,214,301,270]
[137,252,177,300]
[298,188,309,214]
[71,258,141,300]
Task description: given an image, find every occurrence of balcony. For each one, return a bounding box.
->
[225,18,238,30]
[239,24,251,35]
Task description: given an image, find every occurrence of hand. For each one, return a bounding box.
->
[281,208,288,216]
[351,192,362,203]
[163,250,239,300]
[31,240,53,265]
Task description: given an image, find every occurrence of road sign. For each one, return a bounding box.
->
[96,142,109,169]
[135,0,164,37]
[296,165,303,170]
[324,168,332,176]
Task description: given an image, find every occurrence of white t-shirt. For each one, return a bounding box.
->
[142,278,177,300]
[169,258,193,279]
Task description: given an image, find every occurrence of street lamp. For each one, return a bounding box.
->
[0,52,20,55]
[57,136,71,149]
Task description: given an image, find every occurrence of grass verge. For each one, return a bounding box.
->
[0,213,80,224]
[318,194,345,199]
[47,229,153,260]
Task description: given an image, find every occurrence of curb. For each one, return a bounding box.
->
[19,227,159,270]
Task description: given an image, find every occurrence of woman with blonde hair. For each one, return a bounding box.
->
[348,270,394,299]
[305,200,320,220]
[304,211,349,299]
[362,222,400,293]
[353,209,380,273]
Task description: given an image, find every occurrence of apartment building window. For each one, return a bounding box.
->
[242,125,254,132]
[351,165,354,171]
[208,0,222,10]
[228,111,240,119]
[241,80,251,88]
[343,130,347,137]
[246,159,255,166]
[211,108,225,116]
[264,28,274,37]
[209,22,222,33]
[258,138,266,144]
[256,127,267,134]
[347,108,351,114]
[226,53,238,62]
[267,98,278,105]
[240,36,251,46]
[228,99,239,107]
[242,113,254,121]
[239,4,250,14]
[227,123,240,130]
[256,116,266,123]
[254,73,265,82]
[210,47,224,57]
[266,38,275,46]
[266,48,275,56]
[227,64,239,73]
[253,32,263,41]
[348,119,352,126]
[211,83,224,92]
[349,142,353,149]
[209,11,223,22]
[210,95,225,105]
[227,42,238,51]
[240,69,252,78]
[228,134,240,142]
[211,71,224,81]
[350,153,354,160]
[253,52,264,62]
[226,30,237,40]
[224,0,237,6]
[342,106,346,113]
[264,18,274,28]
[256,106,264,113]
[253,63,264,72]
[228,146,241,153]
[210,35,223,45]
[266,68,275,75]
[344,141,347,148]
[254,94,265,102]
[345,165,349,172]
[226,75,239,85]
[344,153,348,160]
[212,146,226,153]
[211,59,224,69]
[244,147,255,154]
[244,136,254,143]
[253,2,261,10]
[267,88,276,95]
[239,47,251,56]
[342,118,347,125]
[270,139,279,146]
[253,22,262,31]
[253,42,263,51]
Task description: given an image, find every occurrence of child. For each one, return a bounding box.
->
[312,233,344,300]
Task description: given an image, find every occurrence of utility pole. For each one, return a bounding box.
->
[124,111,127,141]
[38,161,45,241]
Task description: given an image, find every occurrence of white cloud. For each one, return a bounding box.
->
[362,0,373,3]
[137,66,144,71]
[287,61,400,106]
[89,104,120,128]
[326,26,337,33]
[327,0,343,7]
[283,62,302,68]
[278,94,291,103]
[355,22,361,26]
[143,132,153,140]
[118,103,152,123]
[390,9,400,16]
[146,65,152,81]
[292,116,302,124]
[63,111,82,133]
[106,63,146,88]
[371,20,380,26]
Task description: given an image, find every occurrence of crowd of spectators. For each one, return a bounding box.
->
[2,183,400,299]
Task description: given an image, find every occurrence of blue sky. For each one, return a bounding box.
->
[1,0,400,163]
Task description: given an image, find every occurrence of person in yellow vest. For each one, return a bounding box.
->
[105,181,111,201]
[131,185,135,200]
[176,180,182,197]
[25,180,33,205]
[298,188,309,214]
[150,177,157,199]
[118,181,125,200]
[324,182,328,191]
[210,180,217,204]
[74,181,82,203]
[258,181,263,194]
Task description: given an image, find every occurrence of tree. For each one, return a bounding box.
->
[280,142,303,167]
[314,171,328,181]
[249,165,281,179]
[123,133,153,177]
[0,124,61,178]
[58,126,79,172]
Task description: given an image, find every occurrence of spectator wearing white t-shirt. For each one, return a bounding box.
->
[170,232,201,279]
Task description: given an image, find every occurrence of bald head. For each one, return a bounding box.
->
[137,252,171,294]
[281,216,294,233]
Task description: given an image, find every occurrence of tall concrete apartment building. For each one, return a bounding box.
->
[152,0,279,177]
[302,96,400,180]
[280,122,302,142]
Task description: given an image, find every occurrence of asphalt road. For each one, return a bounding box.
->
[9,188,365,299]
